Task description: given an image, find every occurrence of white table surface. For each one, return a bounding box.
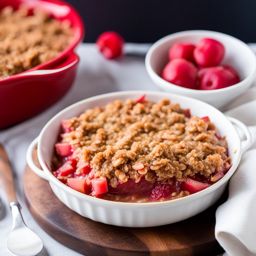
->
[0,43,256,256]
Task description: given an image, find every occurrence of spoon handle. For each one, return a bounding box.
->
[0,144,17,203]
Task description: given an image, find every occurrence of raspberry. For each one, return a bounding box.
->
[96,31,124,59]
[194,38,225,67]
[162,59,197,89]
[169,43,195,62]
[222,65,240,82]
[198,66,240,90]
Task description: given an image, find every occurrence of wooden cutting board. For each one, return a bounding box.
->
[23,150,225,256]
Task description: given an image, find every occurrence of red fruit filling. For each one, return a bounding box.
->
[96,31,124,59]
[57,162,75,176]
[201,116,210,122]
[135,94,146,103]
[91,177,108,196]
[67,178,91,194]
[66,158,77,168]
[109,178,154,196]
[61,120,73,133]
[55,143,73,157]
[150,182,178,201]
[78,163,92,175]
[181,178,210,194]
[162,59,197,89]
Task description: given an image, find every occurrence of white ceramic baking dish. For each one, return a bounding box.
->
[26,91,256,227]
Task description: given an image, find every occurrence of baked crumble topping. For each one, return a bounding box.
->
[55,98,230,194]
[0,6,73,78]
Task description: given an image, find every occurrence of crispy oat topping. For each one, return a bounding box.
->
[0,6,73,78]
[59,98,230,188]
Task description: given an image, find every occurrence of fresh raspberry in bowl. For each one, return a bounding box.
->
[198,66,240,90]
[193,38,225,67]
[146,30,256,108]
[169,43,195,62]
[161,37,240,90]
[162,58,197,89]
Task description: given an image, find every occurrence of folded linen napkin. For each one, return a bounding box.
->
[215,100,256,256]
[216,150,256,256]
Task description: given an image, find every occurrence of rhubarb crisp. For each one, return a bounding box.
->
[52,96,231,202]
[0,6,73,78]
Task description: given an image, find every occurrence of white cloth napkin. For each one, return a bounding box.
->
[0,43,256,256]
[216,150,256,256]
[215,100,256,256]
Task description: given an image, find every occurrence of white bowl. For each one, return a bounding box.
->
[26,91,255,227]
[145,30,256,108]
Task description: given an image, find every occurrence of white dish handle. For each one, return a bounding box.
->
[26,138,49,181]
[228,117,256,154]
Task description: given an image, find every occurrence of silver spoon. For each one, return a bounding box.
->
[0,144,43,256]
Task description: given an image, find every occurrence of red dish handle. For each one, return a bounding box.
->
[16,52,79,77]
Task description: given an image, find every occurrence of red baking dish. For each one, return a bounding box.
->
[0,0,84,129]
